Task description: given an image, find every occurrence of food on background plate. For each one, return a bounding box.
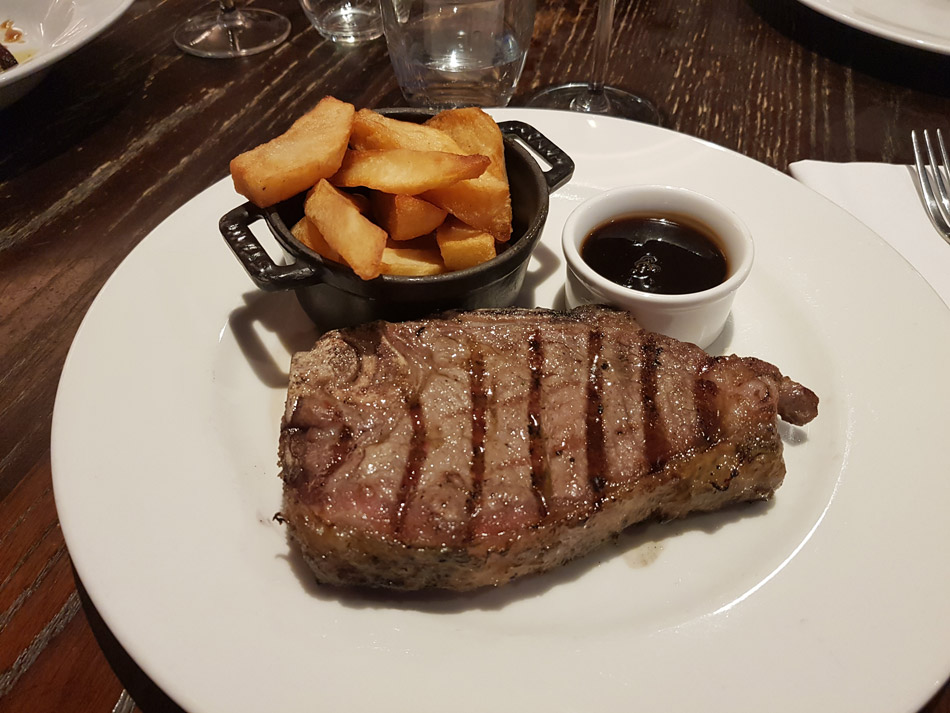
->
[229,98,513,279]
[278,305,819,592]
[1,20,21,42]
[0,43,16,71]
[0,20,22,71]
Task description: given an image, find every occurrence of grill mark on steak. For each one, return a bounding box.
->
[465,349,488,540]
[695,358,722,446]
[395,400,427,539]
[641,335,669,472]
[527,329,550,519]
[586,330,608,508]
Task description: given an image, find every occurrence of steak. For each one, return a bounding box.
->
[278,305,818,591]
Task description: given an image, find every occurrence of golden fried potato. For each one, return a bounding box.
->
[380,238,447,276]
[304,179,386,280]
[305,185,370,214]
[230,96,355,208]
[424,108,512,241]
[435,217,497,271]
[291,217,340,263]
[228,98,517,281]
[350,109,463,152]
[370,193,448,241]
[344,191,371,215]
[331,149,490,195]
[424,177,512,242]
[427,108,507,172]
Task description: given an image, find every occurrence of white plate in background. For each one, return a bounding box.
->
[796,0,950,54]
[0,0,133,108]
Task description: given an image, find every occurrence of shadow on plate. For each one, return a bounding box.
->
[511,237,561,308]
[76,569,187,713]
[279,496,775,614]
[227,237,564,388]
[227,290,321,388]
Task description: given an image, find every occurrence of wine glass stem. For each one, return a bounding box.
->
[590,0,615,95]
[570,0,614,114]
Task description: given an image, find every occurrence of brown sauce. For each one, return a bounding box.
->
[581,214,727,295]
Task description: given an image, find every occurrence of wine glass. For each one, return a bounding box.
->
[526,0,660,124]
[174,0,292,58]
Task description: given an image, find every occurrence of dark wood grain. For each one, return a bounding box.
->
[1,0,948,711]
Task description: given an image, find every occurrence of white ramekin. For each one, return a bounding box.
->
[562,185,754,348]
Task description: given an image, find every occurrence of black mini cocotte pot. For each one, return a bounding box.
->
[219,109,574,331]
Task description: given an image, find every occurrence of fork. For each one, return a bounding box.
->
[912,129,950,243]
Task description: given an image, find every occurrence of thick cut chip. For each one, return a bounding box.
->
[347,192,371,214]
[423,108,512,241]
[230,96,355,208]
[435,217,498,270]
[427,108,507,172]
[350,109,463,152]
[290,187,369,262]
[350,107,512,239]
[425,173,512,243]
[304,180,386,280]
[304,184,370,213]
[380,238,447,276]
[371,193,448,241]
[291,217,341,263]
[331,149,490,195]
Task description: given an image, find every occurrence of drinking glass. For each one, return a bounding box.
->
[175,0,292,58]
[379,0,536,108]
[526,0,660,124]
[299,0,382,44]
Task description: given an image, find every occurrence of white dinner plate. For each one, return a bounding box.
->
[796,0,950,54]
[0,0,133,109]
[52,109,950,713]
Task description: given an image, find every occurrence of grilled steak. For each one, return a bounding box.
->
[279,305,818,591]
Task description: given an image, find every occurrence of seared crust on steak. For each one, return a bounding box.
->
[278,305,818,591]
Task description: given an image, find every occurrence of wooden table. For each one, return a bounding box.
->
[1,0,948,710]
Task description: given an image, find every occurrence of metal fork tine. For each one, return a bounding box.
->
[924,130,950,216]
[935,129,950,213]
[938,129,950,169]
[912,129,950,242]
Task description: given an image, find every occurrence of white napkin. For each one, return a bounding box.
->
[789,160,950,306]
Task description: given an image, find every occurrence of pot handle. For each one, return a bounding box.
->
[219,202,321,291]
[498,120,575,193]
